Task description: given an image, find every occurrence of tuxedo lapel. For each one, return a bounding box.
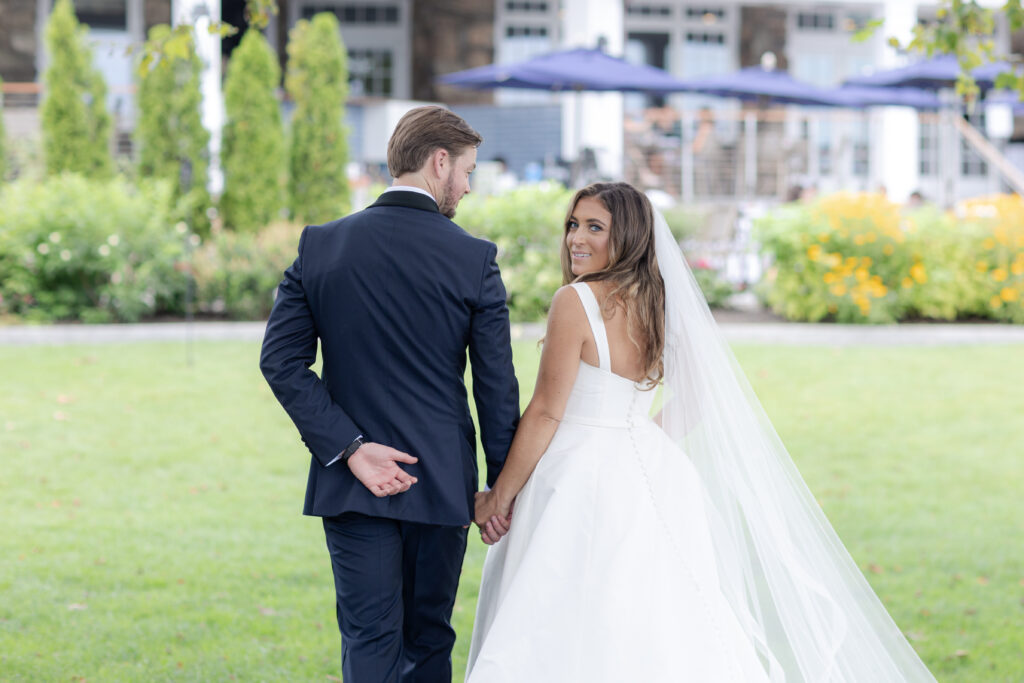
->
[370,191,440,214]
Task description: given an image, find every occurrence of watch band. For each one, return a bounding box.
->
[339,435,365,464]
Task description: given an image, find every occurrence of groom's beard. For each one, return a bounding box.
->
[439,174,459,219]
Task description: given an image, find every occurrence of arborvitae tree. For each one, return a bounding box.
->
[221,28,286,232]
[41,0,113,177]
[136,25,211,233]
[286,13,350,224]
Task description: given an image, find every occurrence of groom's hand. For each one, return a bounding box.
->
[346,442,418,497]
[474,491,513,545]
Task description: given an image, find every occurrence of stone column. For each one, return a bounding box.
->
[871,0,919,202]
[562,0,623,181]
[36,0,51,79]
[127,0,145,44]
[172,0,223,194]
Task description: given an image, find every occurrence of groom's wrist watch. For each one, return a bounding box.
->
[339,435,365,466]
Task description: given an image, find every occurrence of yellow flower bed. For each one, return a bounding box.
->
[756,192,1024,324]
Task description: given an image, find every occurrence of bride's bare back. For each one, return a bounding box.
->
[576,280,650,384]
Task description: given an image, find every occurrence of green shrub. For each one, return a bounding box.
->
[756,192,1024,323]
[458,185,736,320]
[0,174,184,322]
[661,204,709,242]
[136,25,211,234]
[221,29,286,232]
[191,222,303,320]
[457,184,572,321]
[41,0,113,178]
[690,262,735,309]
[286,13,350,224]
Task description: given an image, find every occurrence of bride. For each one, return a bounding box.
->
[466,183,935,682]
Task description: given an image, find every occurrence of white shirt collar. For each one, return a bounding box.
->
[386,185,437,203]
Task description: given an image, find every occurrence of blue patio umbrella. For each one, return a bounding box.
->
[843,54,1017,90]
[438,47,692,181]
[669,64,941,109]
[672,65,942,109]
[672,67,838,106]
[437,47,691,93]
[828,85,941,109]
[985,90,1024,113]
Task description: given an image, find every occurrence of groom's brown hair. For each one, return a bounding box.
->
[387,106,483,178]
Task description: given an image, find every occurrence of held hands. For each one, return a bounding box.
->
[346,442,418,497]
[474,489,514,545]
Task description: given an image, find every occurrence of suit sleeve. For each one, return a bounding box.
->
[259,227,361,468]
[468,243,521,487]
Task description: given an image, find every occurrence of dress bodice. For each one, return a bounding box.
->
[561,284,657,428]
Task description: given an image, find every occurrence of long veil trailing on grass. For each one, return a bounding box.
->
[652,208,935,682]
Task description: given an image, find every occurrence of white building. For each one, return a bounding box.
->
[5,0,1019,203]
[484,0,1020,203]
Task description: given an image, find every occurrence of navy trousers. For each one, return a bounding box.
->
[322,512,469,683]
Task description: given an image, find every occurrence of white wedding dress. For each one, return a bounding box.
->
[466,283,772,682]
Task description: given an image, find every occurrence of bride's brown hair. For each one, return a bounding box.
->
[561,183,665,385]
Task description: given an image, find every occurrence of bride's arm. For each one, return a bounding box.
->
[475,286,587,537]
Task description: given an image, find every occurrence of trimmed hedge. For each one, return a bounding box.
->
[221,29,286,232]
[286,13,350,224]
[136,24,212,234]
[41,0,113,178]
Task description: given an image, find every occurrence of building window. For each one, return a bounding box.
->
[853,141,870,177]
[626,32,669,108]
[74,0,126,30]
[818,144,832,176]
[850,118,870,177]
[686,32,724,45]
[684,7,725,22]
[919,119,938,176]
[961,143,987,176]
[302,4,400,24]
[348,49,393,97]
[843,12,874,33]
[961,111,988,176]
[627,5,671,17]
[506,25,548,37]
[505,1,549,11]
[797,12,835,31]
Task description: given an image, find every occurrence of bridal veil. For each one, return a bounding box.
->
[652,208,936,682]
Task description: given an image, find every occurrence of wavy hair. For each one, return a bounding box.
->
[561,183,665,385]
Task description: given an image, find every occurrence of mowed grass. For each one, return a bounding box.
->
[1,340,1022,681]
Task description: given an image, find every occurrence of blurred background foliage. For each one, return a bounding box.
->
[0,180,743,324]
[756,192,1024,324]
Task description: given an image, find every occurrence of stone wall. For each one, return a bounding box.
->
[411,0,494,105]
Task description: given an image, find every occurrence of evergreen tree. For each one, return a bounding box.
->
[136,24,211,233]
[221,28,286,232]
[41,0,113,177]
[286,13,350,224]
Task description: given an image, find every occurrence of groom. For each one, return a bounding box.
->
[260,106,520,682]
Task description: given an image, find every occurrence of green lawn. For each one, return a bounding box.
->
[1,340,1022,681]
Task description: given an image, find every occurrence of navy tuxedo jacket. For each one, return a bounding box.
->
[260,191,520,526]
